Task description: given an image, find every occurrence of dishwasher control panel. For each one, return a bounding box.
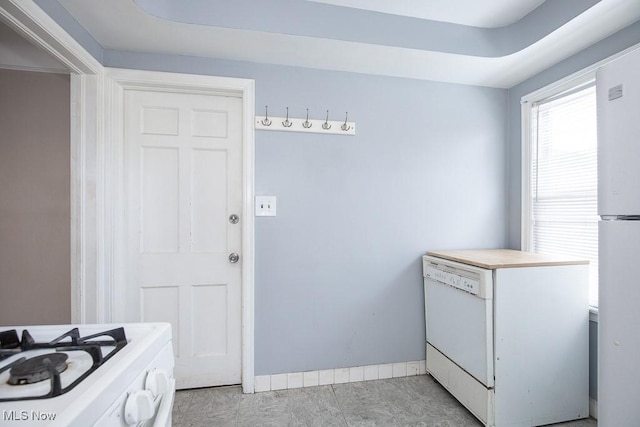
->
[424,266,480,295]
[422,255,493,299]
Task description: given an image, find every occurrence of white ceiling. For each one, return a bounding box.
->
[305,0,545,27]
[56,0,640,88]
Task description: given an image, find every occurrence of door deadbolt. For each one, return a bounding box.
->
[229,214,240,224]
[229,253,240,263]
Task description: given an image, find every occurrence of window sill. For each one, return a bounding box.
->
[589,307,599,323]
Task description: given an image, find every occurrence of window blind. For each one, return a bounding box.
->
[530,83,599,307]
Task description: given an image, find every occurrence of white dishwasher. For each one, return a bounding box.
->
[423,249,590,427]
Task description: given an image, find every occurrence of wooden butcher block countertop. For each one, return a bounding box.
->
[426,249,589,269]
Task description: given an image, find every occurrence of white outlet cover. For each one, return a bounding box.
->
[255,196,277,216]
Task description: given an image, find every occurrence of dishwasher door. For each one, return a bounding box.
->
[423,256,494,387]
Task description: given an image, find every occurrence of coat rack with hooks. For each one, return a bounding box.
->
[255,107,356,136]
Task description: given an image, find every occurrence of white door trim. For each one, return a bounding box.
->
[105,67,256,393]
[0,0,104,324]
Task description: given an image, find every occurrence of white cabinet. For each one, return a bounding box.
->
[424,249,589,427]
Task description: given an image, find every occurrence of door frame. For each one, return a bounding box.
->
[105,67,256,393]
[0,0,104,324]
[0,0,256,393]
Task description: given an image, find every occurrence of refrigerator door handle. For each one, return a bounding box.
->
[601,215,640,221]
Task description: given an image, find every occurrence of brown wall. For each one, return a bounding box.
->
[0,69,71,325]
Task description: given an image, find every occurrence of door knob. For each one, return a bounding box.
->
[229,253,240,263]
[229,214,240,224]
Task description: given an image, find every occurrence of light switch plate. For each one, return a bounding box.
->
[255,196,277,216]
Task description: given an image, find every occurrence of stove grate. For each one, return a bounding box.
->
[0,327,128,401]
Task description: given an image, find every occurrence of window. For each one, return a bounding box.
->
[522,80,599,308]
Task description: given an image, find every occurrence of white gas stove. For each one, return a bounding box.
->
[0,323,174,426]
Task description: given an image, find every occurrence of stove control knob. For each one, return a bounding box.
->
[145,369,170,397]
[124,390,155,425]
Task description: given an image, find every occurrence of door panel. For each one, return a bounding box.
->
[141,286,180,357]
[191,284,228,356]
[190,149,227,253]
[125,89,243,389]
[599,220,640,425]
[425,279,494,387]
[596,49,640,216]
[140,147,179,253]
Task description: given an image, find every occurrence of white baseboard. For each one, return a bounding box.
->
[589,397,598,419]
[254,360,427,393]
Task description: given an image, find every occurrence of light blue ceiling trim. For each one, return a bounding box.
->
[34,0,104,63]
[132,0,600,58]
[503,0,601,53]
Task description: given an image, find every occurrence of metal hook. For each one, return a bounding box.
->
[282,107,293,128]
[261,105,272,126]
[302,108,312,128]
[341,112,351,131]
[322,110,332,130]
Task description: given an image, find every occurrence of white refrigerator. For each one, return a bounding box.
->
[596,47,640,426]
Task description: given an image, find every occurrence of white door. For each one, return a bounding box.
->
[596,48,640,217]
[599,220,640,425]
[124,89,243,389]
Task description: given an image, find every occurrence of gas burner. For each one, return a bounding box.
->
[8,353,69,385]
[0,327,127,401]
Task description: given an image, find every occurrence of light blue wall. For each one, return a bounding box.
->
[590,320,598,399]
[104,50,509,374]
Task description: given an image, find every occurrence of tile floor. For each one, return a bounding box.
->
[172,375,597,427]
